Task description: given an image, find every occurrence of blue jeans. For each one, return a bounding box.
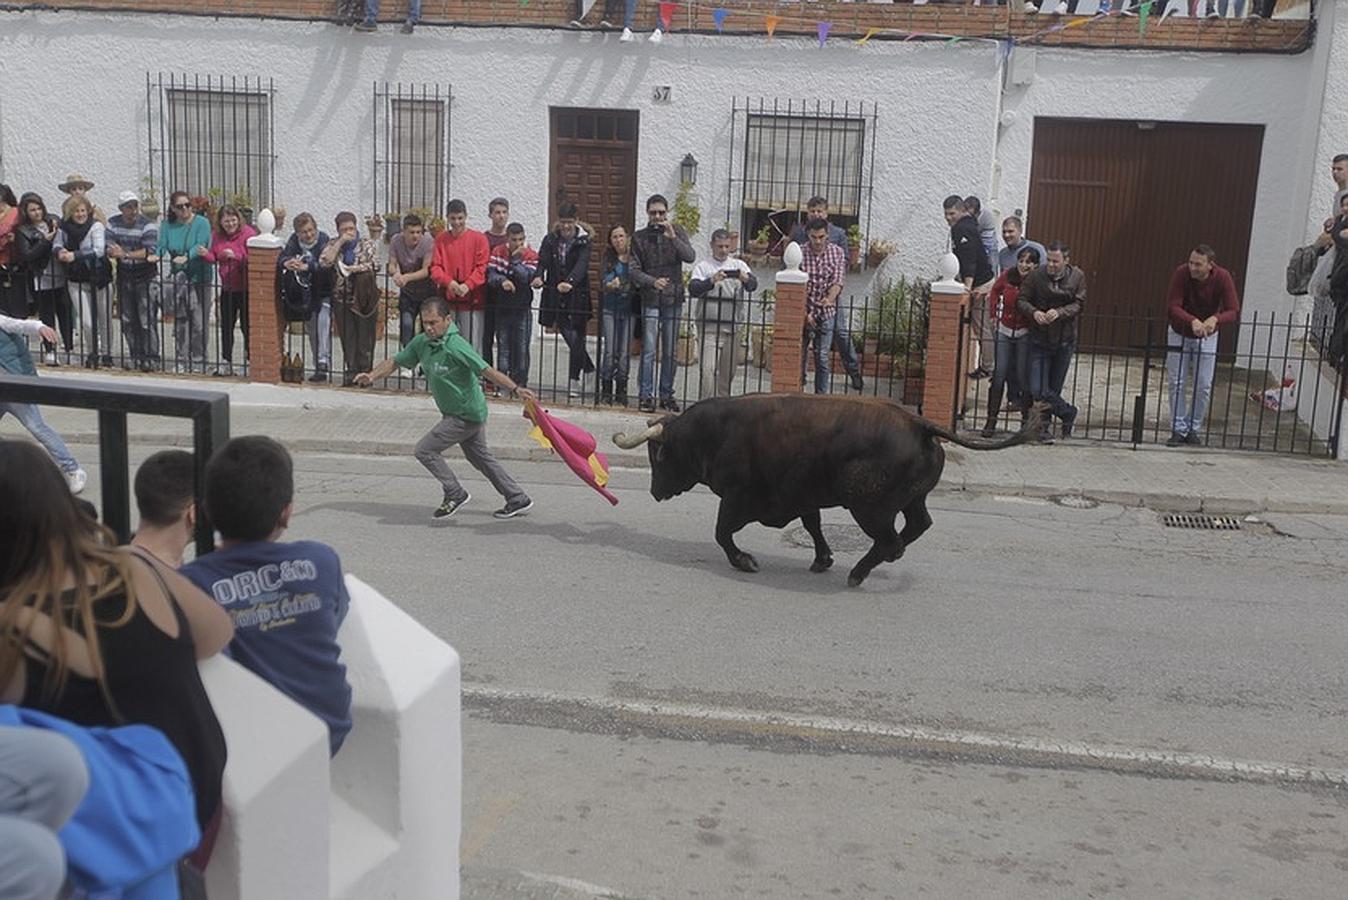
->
[365,0,420,22]
[399,307,418,349]
[1167,328,1218,436]
[988,330,1030,419]
[310,296,332,368]
[831,309,860,377]
[801,315,836,394]
[640,304,681,401]
[495,307,533,389]
[601,308,633,383]
[1028,341,1077,425]
[0,402,79,473]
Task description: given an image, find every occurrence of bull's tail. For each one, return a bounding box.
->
[919,402,1045,451]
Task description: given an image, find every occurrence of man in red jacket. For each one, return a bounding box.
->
[430,198,490,355]
[1165,244,1241,447]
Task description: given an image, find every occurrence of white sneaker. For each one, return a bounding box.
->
[43,350,57,366]
[568,378,582,400]
[648,28,662,43]
[1024,1,1040,10]
[399,367,415,378]
[67,468,88,495]
[1052,1,1068,12]
[620,27,634,41]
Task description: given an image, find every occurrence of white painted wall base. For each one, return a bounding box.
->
[197,576,461,899]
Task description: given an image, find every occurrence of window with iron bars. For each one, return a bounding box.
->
[729,99,876,255]
[374,83,451,221]
[150,75,275,210]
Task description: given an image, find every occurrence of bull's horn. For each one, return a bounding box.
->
[612,423,664,449]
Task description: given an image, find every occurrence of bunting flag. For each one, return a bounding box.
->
[765,14,780,37]
[522,402,619,506]
[1138,0,1153,36]
[817,21,831,48]
[856,26,878,45]
[658,1,676,30]
[713,7,728,32]
[1064,16,1093,28]
[946,35,964,44]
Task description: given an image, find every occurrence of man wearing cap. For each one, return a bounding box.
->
[106,191,161,371]
[58,174,106,226]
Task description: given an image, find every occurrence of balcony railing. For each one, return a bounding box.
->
[8,0,1314,54]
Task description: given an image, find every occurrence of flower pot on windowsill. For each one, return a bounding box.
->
[748,325,773,372]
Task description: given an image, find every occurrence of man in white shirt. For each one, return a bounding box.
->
[688,230,758,400]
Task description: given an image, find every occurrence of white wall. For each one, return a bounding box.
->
[0,8,1336,313]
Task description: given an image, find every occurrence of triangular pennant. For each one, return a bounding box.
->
[946,35,963,44]
[765,14,780,37]
[1064,15,1092,28]
[1138,0,1152,36]
[817,21,832,48]
[856,26,879,45]
[658,1,676,30]
[713,7,728,32]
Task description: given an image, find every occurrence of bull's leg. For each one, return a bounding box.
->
[898,495,933,551]
[715,499,759,573]
[799,510,834,573]
[846,508,903,588]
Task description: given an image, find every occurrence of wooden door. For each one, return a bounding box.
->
[549,108,640,328]
[1026,118,1264,354]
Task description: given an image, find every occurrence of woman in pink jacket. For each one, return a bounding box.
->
[200,205,258,377]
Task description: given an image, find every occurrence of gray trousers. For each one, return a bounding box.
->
[415,414,527,504]
[172,276,210,370]
[119,275,160,363]
[0,726,90,900]
[698,322,740,400]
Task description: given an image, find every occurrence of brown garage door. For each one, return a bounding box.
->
[1026,118,1264,354]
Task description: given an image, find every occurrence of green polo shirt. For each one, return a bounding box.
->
[394,326,489,422]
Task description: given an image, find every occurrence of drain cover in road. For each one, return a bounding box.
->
[783,523,872,551]
[1163,513,1243,530]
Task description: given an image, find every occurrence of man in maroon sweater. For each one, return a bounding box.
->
[430,198,490,355]
[1165,244,1241,447]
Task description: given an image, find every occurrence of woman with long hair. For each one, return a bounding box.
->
[0,184,24,319]
[157,191,213,373]
[598,224,636,406]
[14,192,72,364]
[201,204,258,377]
[55,196,111,369]
[0,441,234,842]
[982,245,1040,437]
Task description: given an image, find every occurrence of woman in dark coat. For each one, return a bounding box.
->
[532,202,595,401]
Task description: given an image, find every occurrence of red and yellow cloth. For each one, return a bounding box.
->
[523,401,619,506]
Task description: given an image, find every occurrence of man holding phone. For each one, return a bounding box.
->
[689,229,758,400]
[631,193,695,412]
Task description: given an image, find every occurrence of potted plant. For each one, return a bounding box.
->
[845,224,863,271]
[427,215,447,237]
[228,189,255,225]
[867,238,895,269]
[862,276,930,404]
[748,224,772,262]
[672,181,700,237]
[139,176,160,220]
[747,287,775,371]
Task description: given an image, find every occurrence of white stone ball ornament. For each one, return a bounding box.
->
[247,208,283,249]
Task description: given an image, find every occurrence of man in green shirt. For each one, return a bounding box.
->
[356,296,538,519]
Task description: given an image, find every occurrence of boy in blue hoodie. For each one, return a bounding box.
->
[181,435,352,756]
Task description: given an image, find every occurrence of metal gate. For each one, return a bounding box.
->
[960,306,1347,457]
[372,82,453,222]
[146,73,276,214]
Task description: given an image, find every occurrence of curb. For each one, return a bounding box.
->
[54,430,1348,517]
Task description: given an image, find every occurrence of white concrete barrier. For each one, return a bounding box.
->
[198,575,461,899]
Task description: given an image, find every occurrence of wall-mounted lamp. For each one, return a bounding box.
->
[680,153,699,186]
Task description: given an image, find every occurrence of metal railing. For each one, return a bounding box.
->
[0,375,229,555]
[958,306,1347,456]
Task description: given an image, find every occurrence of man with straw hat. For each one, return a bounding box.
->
[58,173,106,225]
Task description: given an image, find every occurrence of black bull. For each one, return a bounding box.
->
[613,394,1040,587]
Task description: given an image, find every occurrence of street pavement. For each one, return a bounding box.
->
[8,372,1348,898]
[21,369,1348,516]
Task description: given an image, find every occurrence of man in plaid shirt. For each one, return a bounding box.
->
[800,218,845,393]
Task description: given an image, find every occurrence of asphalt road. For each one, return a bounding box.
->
[64,448,1348,897]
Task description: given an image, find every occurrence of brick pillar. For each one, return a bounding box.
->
[922,279,970,430]
[771,244,808,394]
[246,228,284,385]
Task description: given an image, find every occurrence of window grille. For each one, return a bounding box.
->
[373,83,452,219]
[147,74,275,210]
[729,99,877,252]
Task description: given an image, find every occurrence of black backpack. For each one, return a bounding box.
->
[280,269,316,322]
[1286,244,1320,296]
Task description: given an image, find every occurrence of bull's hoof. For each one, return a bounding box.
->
[846,570,868,588]
[809,555,834,573]
[732,552,759,573]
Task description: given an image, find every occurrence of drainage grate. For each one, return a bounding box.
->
[1163,513,1243,531]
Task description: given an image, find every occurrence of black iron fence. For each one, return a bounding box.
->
[958,305,1347,456]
